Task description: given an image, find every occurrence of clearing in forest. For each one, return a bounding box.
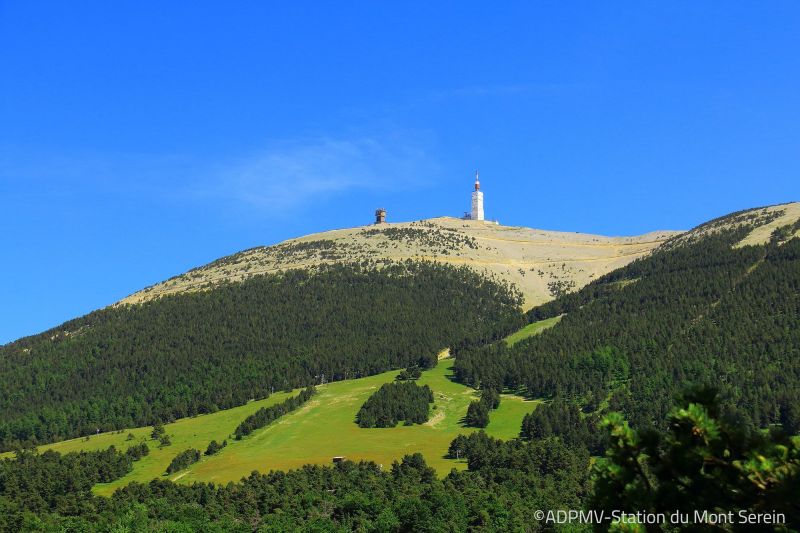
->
[29,359,536,495]
[504,315,564,346]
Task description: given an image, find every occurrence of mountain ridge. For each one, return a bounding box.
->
[120,216,681,309]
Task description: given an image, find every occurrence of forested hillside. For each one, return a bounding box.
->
[2,204,799,530]
[0,434,590,531]
[0,261,524,450]
[454,207,800,435]
[4,392,796,530]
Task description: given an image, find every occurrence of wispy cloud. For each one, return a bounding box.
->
[207,135,439,211]
[1,133,440,215]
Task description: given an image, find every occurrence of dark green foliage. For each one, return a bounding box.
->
[357,382,434,427]
[234,386,316,439]
[481,388,500,410]
[687,206,786,237]
[521,400,605,454]
[396,365,422,381]
[781,402,800,435]
[465,388,500,428]
[9,388,798,531]
[0,447,142,532]
[547,278,576,298]
[4,205,800,529]
[770,221,800,244]
[591,387,800,530]
[204,439,226,456]
[465,400,489,428]
[125,442,149,460]
[165,449,201,474]
[150,424,164,441]
[455,213,800,435]
[1,438,588,531]
[0,261,523,450]
[448,431,589,489]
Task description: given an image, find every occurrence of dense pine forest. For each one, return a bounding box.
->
[520,400,605,455]
[0,261,524,450]
[0,431,589,531]
[2,205,799,530]
[2,390,797,531]
[454,209,800,439]
[356,382,434,427]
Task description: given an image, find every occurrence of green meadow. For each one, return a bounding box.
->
[31,390,296,496]
[16,359,537,496]
[183,359,537,488]
[504,315,563,346]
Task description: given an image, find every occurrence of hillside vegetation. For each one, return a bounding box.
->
[2,433,591,532]
[0,262,524,450]
[5,390,796,531]
[503,315,562,346]
[2,203,800,530]
[356,381,434,427]
[454,203,800,437]
[20,359,538,494]
[121,217,678,309]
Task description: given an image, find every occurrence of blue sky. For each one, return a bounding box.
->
[1,2,799,343]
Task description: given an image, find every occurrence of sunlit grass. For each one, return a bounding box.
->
[504,315,563,346]
[11,359,537,495]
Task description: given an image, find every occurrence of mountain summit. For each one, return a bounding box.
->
[122,217,679,309]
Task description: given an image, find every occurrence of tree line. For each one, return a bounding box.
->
[520,399,605,455]
[454,215,800,439]
[356,382,434,428]
[1,386,797,530]
[0,434,587,531]
[204,439,226,456]
[165,449,201,474]
[0,445,146,530]
[0,261,524,450]
[234,386,316,439]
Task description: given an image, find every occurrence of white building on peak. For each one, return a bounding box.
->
[470,170,484,221]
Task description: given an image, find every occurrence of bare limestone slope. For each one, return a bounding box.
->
[120,217,680,310]
[682,201,800,248]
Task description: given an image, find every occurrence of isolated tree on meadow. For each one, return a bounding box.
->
[150,424,165,440]
[465,401,489,428]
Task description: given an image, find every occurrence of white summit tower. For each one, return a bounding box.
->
[470,170,484,221]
